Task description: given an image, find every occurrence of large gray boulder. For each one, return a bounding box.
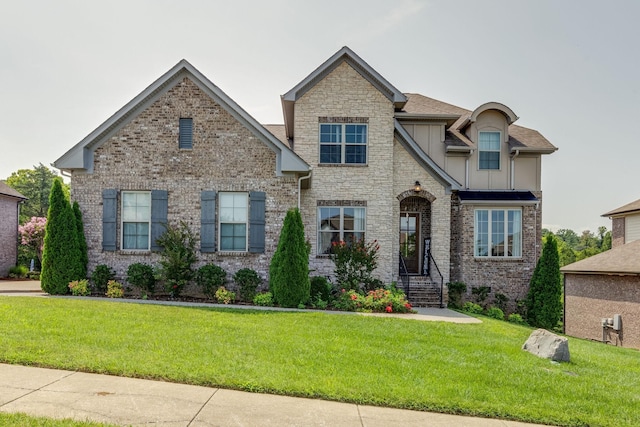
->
[522,329,570,362]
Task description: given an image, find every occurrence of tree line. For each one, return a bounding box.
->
[542,227,611,267]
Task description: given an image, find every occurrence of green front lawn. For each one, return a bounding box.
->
[0,412,115,426]
[0,297,638,426]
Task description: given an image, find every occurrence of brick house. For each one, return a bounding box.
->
[54,47,556,306]
[562,200,640,349]
[0,182,27,277]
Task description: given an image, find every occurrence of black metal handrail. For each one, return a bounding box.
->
[427,251,445,308]
[398,251,410,294]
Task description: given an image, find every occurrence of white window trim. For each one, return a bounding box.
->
[478,131,501,171]
[318,123,368,165]
[317,206,366,255]
[121,191,151,252]
[218,192,249,252]
[474,208,522,258]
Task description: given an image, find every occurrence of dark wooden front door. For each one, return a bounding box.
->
[400,212,420,274]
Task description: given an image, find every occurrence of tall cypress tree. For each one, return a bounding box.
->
[41,179,83,294]
[73,201,88,279]
[525,235,562,329]
[269,208,310,307]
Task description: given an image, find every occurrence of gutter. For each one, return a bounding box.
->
[297,170,312,210]
[510,149,520,190]
[465,149,474,189]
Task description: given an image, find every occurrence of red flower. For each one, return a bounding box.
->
[385,306,392,313]
[404,303,412,309]
[350,293,358,300]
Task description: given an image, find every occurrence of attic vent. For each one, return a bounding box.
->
[179,118,193,149]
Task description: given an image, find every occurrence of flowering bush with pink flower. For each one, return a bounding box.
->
[332,285,414,313]
[331,237,381,292]
[18,216,47,263]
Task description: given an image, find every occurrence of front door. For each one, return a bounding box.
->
[400,212,420,274]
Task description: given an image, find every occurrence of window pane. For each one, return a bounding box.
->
[345,145,366,164]
[479,132,500,150]
[319,231,339,254]
[492,210,505,256]
[479,151,500,170]
[123,222,149,250]
[319,208,340,231]
[475,210,489,257]
[345,125,367,143]
[318,206,366,254]
[479,132,500,170]
[320,144,341,163]
[508,210,522,257]
[122,192,150,222]
[220,223,246,251]
[320,124,341,143]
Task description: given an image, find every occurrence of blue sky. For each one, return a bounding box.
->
[1,0,638,232]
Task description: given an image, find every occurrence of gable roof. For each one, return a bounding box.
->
[281,46,407,139]
[561,239,640,275]
[54,60,309,176]
[401,93,557,154]
[0,181,27,200]
[602,198,640,217]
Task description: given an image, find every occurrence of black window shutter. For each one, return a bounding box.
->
[179,118,193,149]
[102,189,118,251]
[150,190,168,251]
[249,191,266,253]
[201,190,217,253]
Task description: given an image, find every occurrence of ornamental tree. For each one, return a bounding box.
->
[40,179,83,294]
[525,234,562,329]
[269,208,310,307]
[18,216,47,264]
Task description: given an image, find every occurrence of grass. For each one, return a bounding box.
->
[0,412,115,426]
[1,297,639,426]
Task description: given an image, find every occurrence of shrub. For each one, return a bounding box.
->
[269,208,310,307]
[331,237,380,292]
[233,268,261,303]
[18,216,46,265]
[471,286,491,307]
[332,287,413,313]
[253,292,274,307]
[105,280,124,298]
[91,265,115,293]
[310,276,332,302]
[462,302,483,314]
[215,286,235,304]
[309,294,329,310]
[27,271,41,280]
[447,281,466,309]
[41,179,83,295]
[485,306,505,320]
[72,201,88,279]
[508,313,527,325]
[126,263,156,296]
[156,221,197,297]
[68,279,90,296]
[8,265,28,278]
[526,235,562,329]
[494,293,508,313]
[196,264,226,299]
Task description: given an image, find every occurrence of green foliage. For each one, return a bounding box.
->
[253,292,274,306]
[493,293,508,313]
[485,306,505,320]
[5,163,66,223]
[526,234,562,329]
[8,265,28,278]
[446,281,466,309]
[269,208,310,307]
[105,280,124,298]
[310,276,332,302]
[548,226,612,267]
[156,221,197,297]
[330,236,380,291]
[462,302,483,314]
[507,313,527,325]
[68,279,90,296]
[72,201,88,279]
[333,288,413,313]
[91,264,115,293]
[40,178,83,295]
[233,268,261,302]
[471,286,491,307]
[215,286,235,304]
[195,264,227,299]
[126,263,156,296]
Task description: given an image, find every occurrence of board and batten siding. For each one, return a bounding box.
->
[625,213,640,243]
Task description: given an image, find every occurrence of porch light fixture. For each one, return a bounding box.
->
[413,181,422,192]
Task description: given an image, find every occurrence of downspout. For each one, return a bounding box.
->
[297,171,312,211]
[465,149,474,189]
[510,149,520,190]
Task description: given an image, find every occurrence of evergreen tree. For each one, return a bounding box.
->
[73,201,88,279]
[525,235,562,329]
[41,179,83,294]
[269,208,310,307]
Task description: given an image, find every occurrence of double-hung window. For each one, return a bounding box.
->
[219,192,248,251]
[478,131,500,170]
[474,208,522,257]
[122,191,151,250]
[319,123,367,164]
[318,206,366,254]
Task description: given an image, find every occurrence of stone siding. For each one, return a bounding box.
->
[71,77,298,294]
[565,273,640,349]
[612,217,625,248]
[449,192,542,311]
[0,196,19,276]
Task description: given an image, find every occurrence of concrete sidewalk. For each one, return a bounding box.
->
[0,364,549,427]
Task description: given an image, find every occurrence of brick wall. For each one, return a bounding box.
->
[565,273,640,350]
[0,196,19,276]
[612,217,625,248]
[71,77,298,294]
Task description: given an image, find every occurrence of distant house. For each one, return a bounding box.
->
[562,199,640,350]
[0,182,27,277]
[53,47,556,306]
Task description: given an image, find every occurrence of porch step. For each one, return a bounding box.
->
[399,277,446,308]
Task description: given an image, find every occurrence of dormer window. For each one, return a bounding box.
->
[478,131,500,170]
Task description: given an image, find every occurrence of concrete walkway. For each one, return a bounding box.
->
[0,280,550,426]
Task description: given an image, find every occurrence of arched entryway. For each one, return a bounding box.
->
[397,190,435,275]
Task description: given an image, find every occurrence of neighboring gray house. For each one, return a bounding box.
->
[0,181,27,277]
[53,47,557,306]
